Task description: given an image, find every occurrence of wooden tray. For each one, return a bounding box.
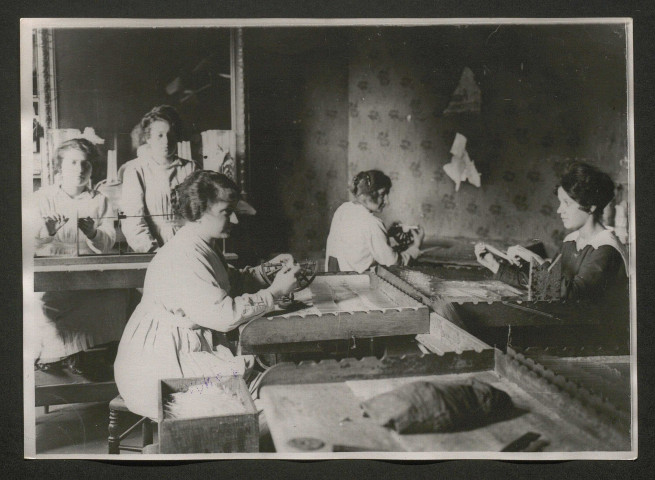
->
[239,273,429,354]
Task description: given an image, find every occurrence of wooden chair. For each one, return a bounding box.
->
[108,395,155,454]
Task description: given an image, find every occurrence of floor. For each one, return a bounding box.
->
[35,401,275,455]
[35,403,144,455]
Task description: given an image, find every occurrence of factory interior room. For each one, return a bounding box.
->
[25,21,634,457]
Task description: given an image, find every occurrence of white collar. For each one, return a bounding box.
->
[564,227,628,270]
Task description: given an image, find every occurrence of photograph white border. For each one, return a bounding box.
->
[21,17,637,461]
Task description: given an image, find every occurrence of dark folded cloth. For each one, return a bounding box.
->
[360,378,512,434]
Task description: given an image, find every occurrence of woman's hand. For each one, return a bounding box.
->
[267,263,301,299]
[78,217,98,239]
[269,253,294,266]
[506,245,545,266]
[412,226,425,249]
[43,213,68,236]
[474,242,500,273]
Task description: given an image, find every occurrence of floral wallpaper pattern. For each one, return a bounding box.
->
[252,27,628,258]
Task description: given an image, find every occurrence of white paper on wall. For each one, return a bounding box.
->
[443,133,482,191]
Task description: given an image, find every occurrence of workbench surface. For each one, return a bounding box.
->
[260,370,628,453]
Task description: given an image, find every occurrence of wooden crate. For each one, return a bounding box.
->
[158,376,259,454]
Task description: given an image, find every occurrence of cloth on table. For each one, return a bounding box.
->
[360,378,512,434]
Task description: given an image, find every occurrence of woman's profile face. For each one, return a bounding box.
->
[146,120,176,158]
[557,186,593,230]
[60,148,92,189]
[203,199,239,239]
[361,188,390,213]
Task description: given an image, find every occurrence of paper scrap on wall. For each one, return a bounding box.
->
[443,133,481,191]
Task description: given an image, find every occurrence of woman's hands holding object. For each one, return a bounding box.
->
[268,263,301,299]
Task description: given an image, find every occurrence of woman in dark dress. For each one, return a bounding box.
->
[475,161,628,305]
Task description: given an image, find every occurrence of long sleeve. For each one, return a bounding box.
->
[494,262,529,289]
[170,249,275,333]
[33,193,53,248]
[120,164,158,253]
[562,245,625,300]
[368,219,419,268]
[226,263,269,295]
[84,195,115,253]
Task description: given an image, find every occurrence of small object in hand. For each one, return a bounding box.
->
[287,437,325,451]
[388,222,415,252]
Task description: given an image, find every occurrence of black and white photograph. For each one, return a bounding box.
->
[21,18,636,460]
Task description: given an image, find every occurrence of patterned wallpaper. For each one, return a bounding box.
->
[247,26,628,259]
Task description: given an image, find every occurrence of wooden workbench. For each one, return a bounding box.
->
[258,350,630,453]
[239,272,430,355]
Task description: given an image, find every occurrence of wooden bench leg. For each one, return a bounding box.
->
[108,408,120,454]
[142,419,153,447]
[43,405,49,414]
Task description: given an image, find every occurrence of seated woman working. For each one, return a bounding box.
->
[114,170,300,419]
[120,105,196,253]
[325,169,425,273]
[32,138,128,373]
[475,161,628,306]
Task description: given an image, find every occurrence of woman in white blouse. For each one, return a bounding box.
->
[120,105,196,253]
[114,171,299,418]
[32,139,128,372]
[325,170,425,273]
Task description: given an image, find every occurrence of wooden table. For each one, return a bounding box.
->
[258,350,630,453]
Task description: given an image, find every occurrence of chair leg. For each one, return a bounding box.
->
[142,419,153,447]
[108,408,120,454]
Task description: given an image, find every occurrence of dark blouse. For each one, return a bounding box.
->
[495,240,628,302]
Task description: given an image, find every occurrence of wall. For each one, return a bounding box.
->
[346,25,628,255]
[244,29,350,260]
[247,25,628,259]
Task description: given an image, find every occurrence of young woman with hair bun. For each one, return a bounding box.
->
[325,169,425,273]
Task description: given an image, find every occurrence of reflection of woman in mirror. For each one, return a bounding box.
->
[34,138,116,257]
[120,105,197,253]
[32,139,127,374]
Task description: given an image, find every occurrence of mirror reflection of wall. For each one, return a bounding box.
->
[34,28,233,190]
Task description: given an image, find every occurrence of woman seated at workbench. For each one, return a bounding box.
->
[114,170,300,419]
[475,161,628,303]
[325,169,425,273]
[120,105,197,253]
[32,138,128,374]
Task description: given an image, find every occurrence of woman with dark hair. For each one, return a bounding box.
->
[114,171,299,418]
[475,161,628,302]
[32,138,128,371]
[120,105,196,252]
[325,169,425,273]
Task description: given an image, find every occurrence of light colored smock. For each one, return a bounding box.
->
[120,147,196,252]
[114,224,275,419]
[325,201,420,273]
[31,185,128,362]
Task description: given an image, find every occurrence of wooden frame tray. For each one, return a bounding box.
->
[239,273,430,354]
